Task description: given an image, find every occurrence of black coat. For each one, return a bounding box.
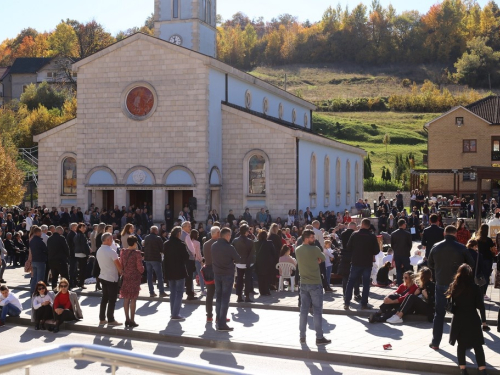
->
[73,232,90,256]
[449,283,486,347]
[421,225,444,258]
[337,246,354,277]
[254,240,276,276]
[346,228,380,268]
[29,236,48,263]
[390,228,413,258]
[268,233,282,263]
[47,232,70,262]
[67,230,77,258]
[163,236,189,280]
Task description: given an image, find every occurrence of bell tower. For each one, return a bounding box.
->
[154,0,217,58]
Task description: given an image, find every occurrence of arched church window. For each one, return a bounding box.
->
[249,155,266,195]
[245,90,252,109]
[62,157,77,195]
[278,103,284,119]
[173,0,179,18]
[346,160,351,205]
[336,158,341,206]
[207,0,212,25]
[310,153,317,208]
[324,156,330,206]
[304,113,309,127]
[263,97,269,114]
[292,109,297,124]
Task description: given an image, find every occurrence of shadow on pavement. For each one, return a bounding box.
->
[348,315,403,340]
[231,307,260,327]
[200,348,245,370]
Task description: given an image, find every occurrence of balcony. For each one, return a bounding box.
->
[492,151,500,161]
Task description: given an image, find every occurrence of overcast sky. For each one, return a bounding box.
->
[0,0,492,42]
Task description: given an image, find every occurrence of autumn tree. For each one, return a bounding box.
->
[454,36,500,86]
[49,22,78,57]
[0,142,26,206]
[67,20,115,58]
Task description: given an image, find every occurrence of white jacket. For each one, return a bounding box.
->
[32,294,53,310]
[0,292,22,311]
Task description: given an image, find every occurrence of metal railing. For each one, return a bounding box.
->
[0,344,247,375]
[19,147,38,167]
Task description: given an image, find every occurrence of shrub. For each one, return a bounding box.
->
[364,177,406,192]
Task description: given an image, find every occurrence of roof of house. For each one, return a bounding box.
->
[8,57,53,75]
[465,95,500,124]
[0,66,9,81]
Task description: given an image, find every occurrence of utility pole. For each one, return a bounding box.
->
[284,74,287,91]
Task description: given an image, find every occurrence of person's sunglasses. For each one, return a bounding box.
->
[38,287,46,290]
[59,284,68,288]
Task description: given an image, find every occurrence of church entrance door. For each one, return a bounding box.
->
[128,190,153,212]
[167,190,193,220]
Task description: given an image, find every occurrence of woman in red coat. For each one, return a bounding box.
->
[119,236,144,328]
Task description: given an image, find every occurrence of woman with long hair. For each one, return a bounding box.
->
[119,236,144,327]
[456,219,471,246]
[120,223,135,250]
[386,267,435,324]
[475,224,496,300]
[52,278,83,333]
[447,264,490,375]
[254,230,276,296]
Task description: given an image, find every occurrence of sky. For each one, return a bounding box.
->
[0,0,493,42]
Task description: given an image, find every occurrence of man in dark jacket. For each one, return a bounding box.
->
[67,223,78,288]
[390,219,413,285]
[163,226,190,321]
[47,226,70,290]
[232,224,255,303]
[144,226,167,298]
[203,226,220,322]
[421,214,444,260]
[428,225,475,349]
[29,227,48,295]
[344,219,380,310]
[338,222,360,299]
[212,227,241,331]
[164,204,173,231]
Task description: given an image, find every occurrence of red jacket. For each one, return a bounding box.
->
[394,283,419,303]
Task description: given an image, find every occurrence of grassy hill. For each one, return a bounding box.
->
[248,64,490,178]
[312,112,436,178]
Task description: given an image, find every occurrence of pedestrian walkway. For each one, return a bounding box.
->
[6,287,500,374]
[3,266,499,322]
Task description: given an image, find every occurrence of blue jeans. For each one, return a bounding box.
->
[31,262,46,296]
[344,265,372,306]
[168,279,185,318]
[325,266,332,287]
[0,303,21,322]
[214,274,233,327]
[432,284,449,347]
[146,261,165,295]
[394,256,411,285]
[195,260,205,293]
[299,283,324,339]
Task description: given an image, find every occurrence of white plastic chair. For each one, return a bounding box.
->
[276,262,296,292]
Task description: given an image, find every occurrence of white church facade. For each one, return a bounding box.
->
[33,0,366,223]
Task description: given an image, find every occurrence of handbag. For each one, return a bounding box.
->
[445,296,455,314]
[474,252,487,287]
[24,249,32,273]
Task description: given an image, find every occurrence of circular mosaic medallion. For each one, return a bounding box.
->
[126,87,155,117]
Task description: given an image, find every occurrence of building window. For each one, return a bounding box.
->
[463,172,477,181]
[47,72,54,78]
[22,85,29,93]
[206,0,212,24]
[304,113,308,127]
[492,137,500,161]
[456,117,464,127]
[245,89,252,109]
[346,160,351,205]
[310,153,317,208]
[336,158,341,206]
[263,97,269,114]
[355,161,360,199]
[249,155,266,195]
[62,157,77,195]
[463,139,476,153]
[324,156,330,207]
[292,109,297,124]
[278,103,284,119]
[173,0,179,18]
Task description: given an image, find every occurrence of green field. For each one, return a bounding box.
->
[312,111,438,177]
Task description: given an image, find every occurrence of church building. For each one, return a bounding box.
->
[33,0,366,222]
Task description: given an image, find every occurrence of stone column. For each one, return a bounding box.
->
[153,188,165,223]
[115,188,127,209]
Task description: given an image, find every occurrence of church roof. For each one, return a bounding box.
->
[72,33,316,111]
[465,95,500,124]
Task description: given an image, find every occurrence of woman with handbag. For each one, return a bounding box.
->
[119,236,144,328]
[476,224,496,300]
[447,264,490,375]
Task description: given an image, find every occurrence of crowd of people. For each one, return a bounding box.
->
[0,197,499,373]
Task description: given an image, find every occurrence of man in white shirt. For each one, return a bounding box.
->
[96,233,123,326]
[40,225,49,245]
[0,285,22,326]
[312,220,325,250]
[25,209,34,231]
